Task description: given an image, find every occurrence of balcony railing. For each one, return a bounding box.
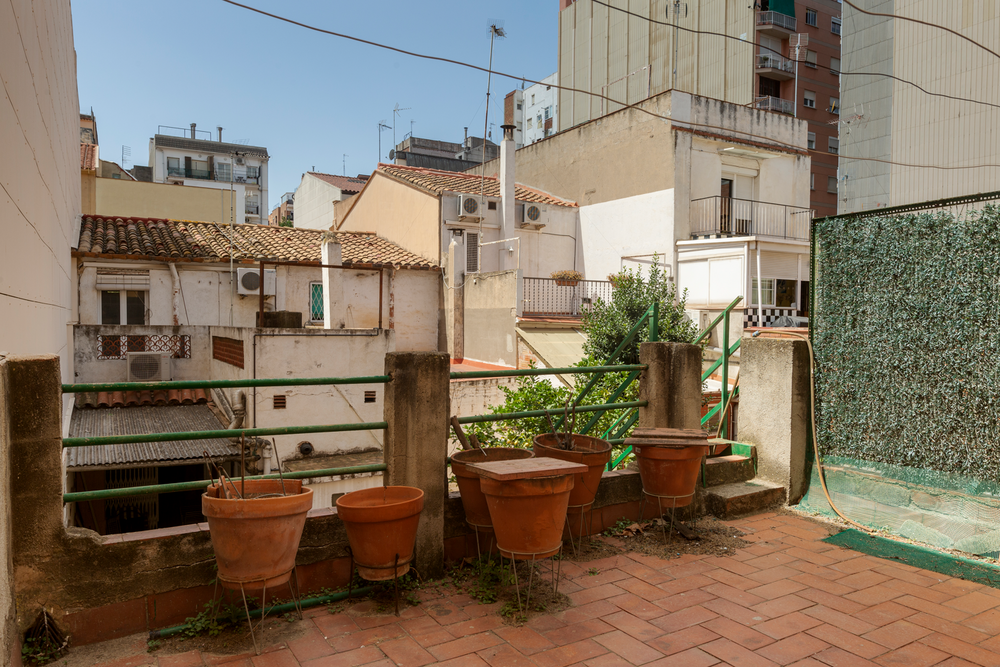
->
[754,96,794,115]
[245,205,260,215]
[756,10,796,31]
[690,196,813,241]
[186,168,211,180]
[755,53,795,75]
[166,166,185,178]
[522,277,613,317]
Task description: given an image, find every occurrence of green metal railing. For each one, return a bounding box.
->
[697,296,744,434]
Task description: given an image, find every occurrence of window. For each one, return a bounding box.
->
[531,94,535,104]
[516,102,522,110]
[527,117,533,129]
[828,176,838,193]
[112,173,121,179]
[536,114,542,126]
[829,97,840,114]
[803,90,816,108]
[215,162,232,182]
[309,282,323,322]
[804,49,817,68]
[750,278,775,306]
[759,77,781,98]
[246,166,260,179]
[828,137,840,154]
[805,8,818,26]
[811,173,815,190]
[830,57,841,75]
[807,132,816,150]
[487,201,497,210]
[101,290,147,325]
[166,157,182,177]
[544,106,552,120]
[466,232,479,273]
[832,17,842,35]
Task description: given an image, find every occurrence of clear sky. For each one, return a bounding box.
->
[72,0,560,212]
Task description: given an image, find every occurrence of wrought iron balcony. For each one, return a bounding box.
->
[690,196,812,241]
[166,166,185,178]
[754,95,794,115]
[756,10,796,37]
[522,277,613,317]
[755,54,795,80]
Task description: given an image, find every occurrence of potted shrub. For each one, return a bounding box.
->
[551,269,583,287]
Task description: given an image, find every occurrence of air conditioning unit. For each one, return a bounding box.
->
[516,203,548,229]
[235,156,245,166]
[457,194,483,220]
[236,268,277,296]
[127,352,172,382]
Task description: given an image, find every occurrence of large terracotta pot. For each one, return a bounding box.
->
[633,443,709,508]
[452,448,533,528]
[479,474,574,559]
[336,486,424,581]
[202,479,314,592]
[532,433,611,507]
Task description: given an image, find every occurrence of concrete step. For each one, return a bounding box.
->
[704,455,756,487]
[705,480,786,518]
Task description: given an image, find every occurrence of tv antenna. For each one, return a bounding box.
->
[666,2,688,90]
[121,145,131,169]
[392,103,411,150]
[343,154,349,176]
[378,120,391,162]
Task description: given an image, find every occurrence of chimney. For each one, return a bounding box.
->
[217,126,223,142]
[190,123,197,139]
[500,124,517,267]
[464,127,468,145]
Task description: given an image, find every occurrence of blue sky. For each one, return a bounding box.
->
[72,0,560,212]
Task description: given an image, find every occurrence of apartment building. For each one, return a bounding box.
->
[268,192,294,225]
[839,1,1000,213]
[148,124,269,224]
[504,73,559,148]
[557,0,841,218]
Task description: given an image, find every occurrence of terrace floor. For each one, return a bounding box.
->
[66,511,1000,667]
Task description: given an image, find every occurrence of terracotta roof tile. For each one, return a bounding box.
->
[74,216,437,270]
[377,164,577,207]
[308,172,369,194]
[81,143,97,171]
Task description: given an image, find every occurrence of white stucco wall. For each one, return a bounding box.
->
[579,189,674,282]
[1,1,80,385]
[294,173,343,231]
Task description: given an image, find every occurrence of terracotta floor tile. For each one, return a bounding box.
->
[301,646,385,667]
[919,632,1000,667]
[430,632,505,662]
[446,615,505,638]
[944,592,1000,616]
[749,566,807,586]
[755,632,831,666]
[752,594,815,618]
[783,548,839,568]
[827,557,879,576]
[805,624,889,660]
[644,647,721,667]
[893,596,973,624]
[464,602,506,619]
[614,578,670,602]
[785,659,828,667]
[654,587,718,613]
[355,614,408,630]
[704,556,761,577]
[835,572,893,592]
[527,615,569,633]
[861,620,933,650]
[649,605,718,633]
[431,654,492,667]
[843,586,903,608]
[380,636,438,667]
[544,619,616,646]
[904,612,991,646]
[209,659,253,667]
[593,630,665,665]
[158,651,205,667]
[312,613,361,638]
[871,641,950,667]
[94,656,157,667]
[657,574,717,596]
[425,602,473,625]
[753,612,825,640]
[964,608,1000,636]
[578,569,632,589]
[570,584,627,607]
[811,646,881,667]
[583,653,635,667]
[870,565,943,590]
[648,625,721,657]
[606,593,666,621]
[801,605,878,636]
[747,580,809,602]
[880,579,953,605]
[933,658,982,667]
[853,602,917,628]
[929,579,985,598]
[251,649,300,667]
[204,652,255,666]
[329,625,405,652]
[357,660,397,667]
[700,637,779,667]
[701,616,777,650]
[409,627,458,648]
[794,588,867,616]
[287,628,336,662]
[704,582,768,608]
[600,611,665,642]
[493,625,558,655]
[790,575,855,597]
[531,639,609,667]
[558,600,620,625]
[397,616,440,635]
[477,643,539,667]
[704,566,762,591]
[743,552,801,572]
[702,597,767,626]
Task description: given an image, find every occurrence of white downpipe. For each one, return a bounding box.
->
[756,242,763,326]
[169,263,182,325]
[261,441,272,475]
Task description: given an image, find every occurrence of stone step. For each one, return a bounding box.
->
[705,480,786,518]
[704,455,756,487]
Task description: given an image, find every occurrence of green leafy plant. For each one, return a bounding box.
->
[146,639,163,653]
[21,636,65,665]
[587,567,600,576]
[182,599,249,638]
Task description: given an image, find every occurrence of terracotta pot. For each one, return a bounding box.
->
[632,443,710,508]
[554,279,580,287]
[480,474,574,559]
[202,479,314,592]
[532,433,612,507]
[336,486,424,581]
[452,448,533,528]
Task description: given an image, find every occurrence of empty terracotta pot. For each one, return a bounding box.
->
[336,486,424,581]
[452,447,533,528]
[633,443,709,508]
[480,474,574,559]
[202,479,314,592]
[533,433,611,507]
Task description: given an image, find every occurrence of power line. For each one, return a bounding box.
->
[219,0,1000,172]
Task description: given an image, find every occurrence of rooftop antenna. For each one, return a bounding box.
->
[121,145,131,169]
[392,103,411,151]
[666,1,688,90]
[479,20,506,264]
[410,119,416,138]
[343,154,348,176]
[378,120,391,163]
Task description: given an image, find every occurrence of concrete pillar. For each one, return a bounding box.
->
[383,352,450,579]
[321,240,344,329]
[738,338,811,503]
[637,342,702,429]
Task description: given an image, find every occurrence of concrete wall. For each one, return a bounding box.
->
[72,325,213,384]
[392,270,441,352]
[579,189,674,282]
[0,0,80,386]
[95,179,240,224]
[294,173,341,231]
[81,170,97,216]
[338,172,441,263]
[463,271,520,367]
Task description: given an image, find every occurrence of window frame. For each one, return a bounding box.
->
[827,176,839,193]
[750,278,776,307]
[804,49,818,68]
[830,57,841,75]
[309,282,324,323]
[803,90,816,108]
[829,97,840,114]
[832,17,842,35]
[805,8,818,26]
[99,290,148,325]
[807,132,816,150]
[828,136,840,154]
[811,173,815,190]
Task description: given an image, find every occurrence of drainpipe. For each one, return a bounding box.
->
[499,124,517,271]
[261,441,272,475]
[169,263,182,325]
[227,389,246,429]
[756,241,764,327]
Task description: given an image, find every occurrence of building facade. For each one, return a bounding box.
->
[504,73,559,148]
[293,172,368,230]
[268,192,294,225]
[147,125,269,224]
[838,1,1000,213]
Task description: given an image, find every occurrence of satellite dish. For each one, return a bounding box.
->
[389,149,396,160]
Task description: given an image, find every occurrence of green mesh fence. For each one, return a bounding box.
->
[807,203,1000,556]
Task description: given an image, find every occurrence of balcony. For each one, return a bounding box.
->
[522,277,613,317]
[166,166,185,179]
[245,205,260,215]
[754,95,794,115]
[755,54,795,81]
[690,196,813,241]
[186,168,211,180]
[756,10,796,37]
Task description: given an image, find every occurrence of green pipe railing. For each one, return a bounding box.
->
[62,375,392,394]
[62,421,388,448]
[64,463,388,503]
[456,401,646,425]
[450,364,645,380]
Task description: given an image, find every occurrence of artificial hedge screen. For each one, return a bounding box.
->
[813,204,1000,484]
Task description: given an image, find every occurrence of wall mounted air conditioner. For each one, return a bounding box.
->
[457,195,483,220]
[516,203,548,229]
[235,156,245,165]
[236,268,277,296]
[127,352,172,382]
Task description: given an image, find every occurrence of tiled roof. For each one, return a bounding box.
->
[308,172,368,195]
[81,143,97,170]
[153,135,269,159]
[74,216,438,270]
[75,388,211,409]
[377,164,577,207]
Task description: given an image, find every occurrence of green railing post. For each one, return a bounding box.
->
[720,307,730,439]
[649,301,659,342]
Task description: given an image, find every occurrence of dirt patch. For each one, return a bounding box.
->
[602,515,750,559]
[447,556,571,626]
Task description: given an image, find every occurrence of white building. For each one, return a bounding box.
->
[148,125,269,224]
[293,172,368,230]
[505,73,559,149]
